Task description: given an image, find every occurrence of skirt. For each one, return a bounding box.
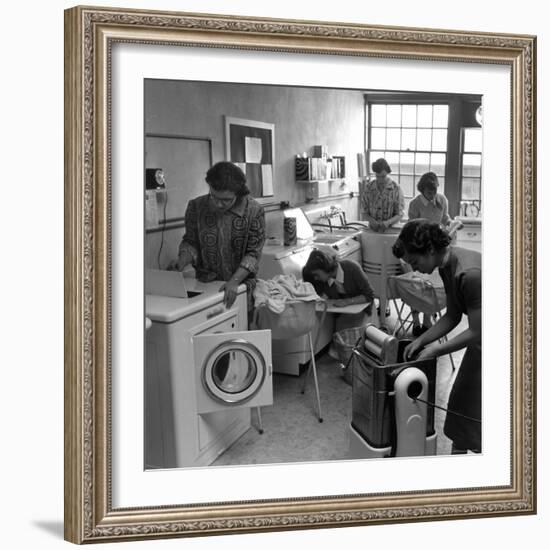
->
[443,342,482,452]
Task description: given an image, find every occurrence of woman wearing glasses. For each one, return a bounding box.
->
[177,161,266,313]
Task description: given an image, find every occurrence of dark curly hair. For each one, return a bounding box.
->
[205,161,250,196]
[417,171,439,193]
[302,249,338,287]
[371,157,392,175]
[392,219,452,258]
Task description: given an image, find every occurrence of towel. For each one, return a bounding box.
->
[254,274,319,314]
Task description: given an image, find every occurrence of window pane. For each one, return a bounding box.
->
[462,178,481,200]
[386,105,401,127]
[463,153,481,177]
[384,151,400,168]
[438,176,445,194]
[433,105,449,128]
[399,175,415,197]
[402,105,417,127]
[432,129,447,151]
[417,105,432,127]
[464,127,482,152]
[430,153,446,176]
[401,128,416,151]
[369,151,384,170]
[371,128,386,149]
[371,104,386,127]
[400,152,415,175]
[417,129,432,150]
[416,153,430,175]
[386,128,401,150]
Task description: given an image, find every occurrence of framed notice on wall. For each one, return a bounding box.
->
[225,116,275,201]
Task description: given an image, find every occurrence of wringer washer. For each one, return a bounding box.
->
[348,324,438,459]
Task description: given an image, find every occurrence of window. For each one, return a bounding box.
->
[460,127,482,216]
[367,103,449,198]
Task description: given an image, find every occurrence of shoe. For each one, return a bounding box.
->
[412,324,423,337]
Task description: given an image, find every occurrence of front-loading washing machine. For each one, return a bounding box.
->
[145,271,272,469]
[194,331,272,414]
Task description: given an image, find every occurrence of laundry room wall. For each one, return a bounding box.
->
[144,79,365,268]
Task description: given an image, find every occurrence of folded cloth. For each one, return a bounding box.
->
[254,274,319,314]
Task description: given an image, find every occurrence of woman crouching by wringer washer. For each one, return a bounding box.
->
[392,219,482,454]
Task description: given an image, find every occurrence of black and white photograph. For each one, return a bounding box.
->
[58,3,538,545]
[143,79,483,469]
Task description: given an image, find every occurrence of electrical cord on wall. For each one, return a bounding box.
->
[157,191,168,269]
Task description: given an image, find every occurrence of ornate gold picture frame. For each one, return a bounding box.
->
[64,5,536,544]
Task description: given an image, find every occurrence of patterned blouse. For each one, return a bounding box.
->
[360,178,405,222]
[178,194,266,308]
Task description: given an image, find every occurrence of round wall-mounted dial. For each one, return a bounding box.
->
[475,105,483,126]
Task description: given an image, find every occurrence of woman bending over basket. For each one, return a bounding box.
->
[392,219,482,454]
[302,249,375,332]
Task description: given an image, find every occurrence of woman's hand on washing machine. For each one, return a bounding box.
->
[220,280,239,308]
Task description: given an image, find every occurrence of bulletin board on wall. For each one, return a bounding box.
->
[145,134,213,228]
[225,116,275,202]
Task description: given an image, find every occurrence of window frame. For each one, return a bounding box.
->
[364,93,482,217]
[459,126,483,215]
[365,97,450,200]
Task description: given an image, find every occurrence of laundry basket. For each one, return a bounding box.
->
[332,326,365,385]
[253,299,325,421]
[252,299,318,340]
[388,271,446,316]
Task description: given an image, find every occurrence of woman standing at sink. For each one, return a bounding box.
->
[406,171,451,336]
[359,157,405,232]
[176,161,266,314]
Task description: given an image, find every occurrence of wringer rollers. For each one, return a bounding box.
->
[348,324,438,458]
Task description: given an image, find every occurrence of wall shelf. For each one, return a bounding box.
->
[304,191,354,204]
[296,178,346,184]
[298,178,348,202]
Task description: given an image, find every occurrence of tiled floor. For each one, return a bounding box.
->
[212,312,467,467]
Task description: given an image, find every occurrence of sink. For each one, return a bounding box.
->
[314,234,344,244]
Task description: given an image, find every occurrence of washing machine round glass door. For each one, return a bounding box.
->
[202,339,266,404]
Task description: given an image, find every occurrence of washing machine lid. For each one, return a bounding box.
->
[194,330,272,407]
[146,279,244,323]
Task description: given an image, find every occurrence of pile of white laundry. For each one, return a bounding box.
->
[253,274,319,314]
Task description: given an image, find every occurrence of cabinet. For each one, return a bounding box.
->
[455,218,482,253]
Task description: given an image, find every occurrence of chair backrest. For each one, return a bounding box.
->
[359,231,403,298]
[387,272,447,314]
